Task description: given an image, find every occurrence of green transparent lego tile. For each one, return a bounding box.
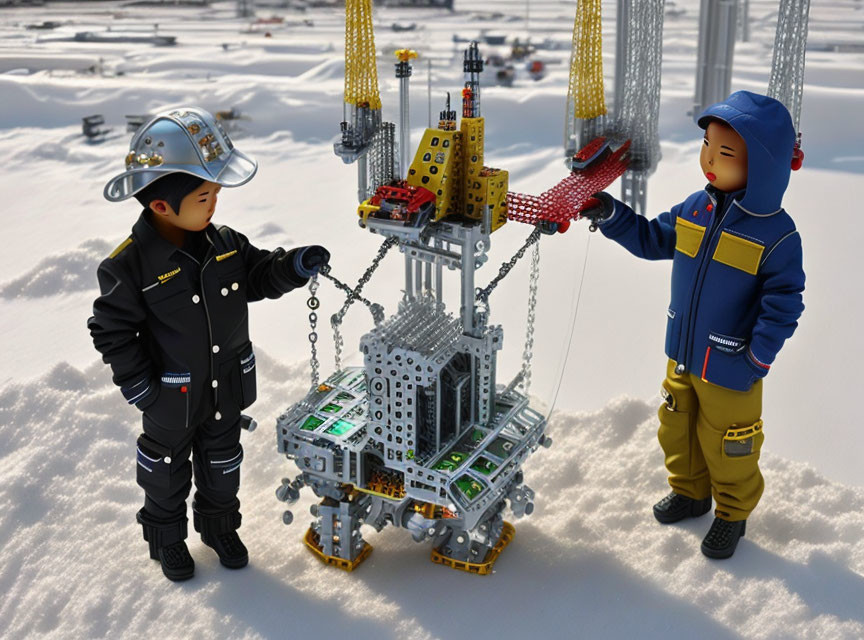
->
[325,419,354,436]
[433,451,467,472]
[487,436,516,459]
[300,415,325,431]
[456,428,487,452]
[335,391,355,402]
[470,457,498,475]
[321,403,343,413]
[453,475,486,500]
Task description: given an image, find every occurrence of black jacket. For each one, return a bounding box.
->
[88,211,308,429]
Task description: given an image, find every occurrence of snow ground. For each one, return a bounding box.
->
[0,0,862,638]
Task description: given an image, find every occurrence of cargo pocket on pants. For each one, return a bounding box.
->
[136,433,174,490]
[238,343,257,410]
[721,421,764,460]
[657,382,691,473]
[207,443,244,494]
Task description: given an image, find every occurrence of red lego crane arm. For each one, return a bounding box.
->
[506,139,630,229]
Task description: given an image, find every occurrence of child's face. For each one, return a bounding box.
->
[700,121,748,193]
[152,180,221,231]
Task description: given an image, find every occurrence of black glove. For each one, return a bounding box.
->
[578,192,615,231]
[294,245,330,278]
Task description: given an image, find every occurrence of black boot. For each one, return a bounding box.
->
[701,517,746,559]
[137,509,194,581]
[653,491,712,524]
[194,508,248,569]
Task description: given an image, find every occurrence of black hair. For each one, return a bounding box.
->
[134,172,206,214]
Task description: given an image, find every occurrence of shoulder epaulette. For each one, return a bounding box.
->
[216,225,239,250]
[109,236,133,259]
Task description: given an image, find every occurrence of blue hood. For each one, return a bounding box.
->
[698,91,796,215]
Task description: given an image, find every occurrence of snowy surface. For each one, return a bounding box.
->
[0,0,862,638]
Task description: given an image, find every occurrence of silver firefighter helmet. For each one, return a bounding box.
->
[103,107,257,202]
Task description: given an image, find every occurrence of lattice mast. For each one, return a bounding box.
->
[335,0,384,200]
[737,0,751,43]
[768,0,811,134]
[611,0,665,215]
[564,0,607,157]
[236,0,254,18]
[693,0,738,120]
[395,49,417,179]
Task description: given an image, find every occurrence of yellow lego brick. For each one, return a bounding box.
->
[461,118,485,216]
[407,128,463,221]
[464,167,509,231]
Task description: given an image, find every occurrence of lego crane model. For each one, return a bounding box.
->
[273,0,629,575]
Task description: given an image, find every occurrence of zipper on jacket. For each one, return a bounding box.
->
[679,190,722,371]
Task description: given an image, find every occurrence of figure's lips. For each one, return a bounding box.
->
[706,172,716,181]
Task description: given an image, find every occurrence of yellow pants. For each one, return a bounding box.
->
[658,359,765,521]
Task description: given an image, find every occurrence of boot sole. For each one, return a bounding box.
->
[161,564,195,581]
[701,521,746,559]
[201,537,249,569]
[653,497,712,524]
[219,555,249,569]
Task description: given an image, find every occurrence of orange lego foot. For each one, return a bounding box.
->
[430,521,515,575]
[303,528,372,572]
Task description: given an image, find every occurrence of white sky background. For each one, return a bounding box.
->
[0,0,862,638]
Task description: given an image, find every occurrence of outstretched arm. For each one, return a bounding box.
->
[232,230,327,302]
[587,192,680,261]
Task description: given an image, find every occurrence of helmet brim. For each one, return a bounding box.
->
[103,148,258,202]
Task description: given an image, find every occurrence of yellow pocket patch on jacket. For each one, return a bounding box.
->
[675,217,706,258]
[712,232,764,275]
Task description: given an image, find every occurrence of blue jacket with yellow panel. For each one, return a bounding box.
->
[597,91,805,392]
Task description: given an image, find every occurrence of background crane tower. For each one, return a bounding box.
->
[692,0,738,121]
[335,0,393,202]
[563,0,607,157]
[236,0,254,18]
[768,0,811,135]
[610,0,665,215]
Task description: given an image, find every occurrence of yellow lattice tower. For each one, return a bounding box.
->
[344,0,382,110]
[566,0,606,119]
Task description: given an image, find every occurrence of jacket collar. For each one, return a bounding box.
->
[705,184,748,225]
[132,209,219,265]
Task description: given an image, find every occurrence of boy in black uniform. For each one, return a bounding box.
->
[88,107,330,581]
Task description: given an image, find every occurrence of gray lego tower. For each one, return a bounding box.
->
[275,43,549,575]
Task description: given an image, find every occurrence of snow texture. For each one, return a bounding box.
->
[0,0,862,638]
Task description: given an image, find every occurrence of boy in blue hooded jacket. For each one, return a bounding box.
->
[580,91,805,558]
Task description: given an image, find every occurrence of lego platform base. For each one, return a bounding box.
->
[303,528,373,572]
[430,521,515,575]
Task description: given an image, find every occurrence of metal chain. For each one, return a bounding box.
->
[476,227,541,305]
[318,266,380,318]
[322,237,397,370]
[519,239,541,394]
[306,275,321,387]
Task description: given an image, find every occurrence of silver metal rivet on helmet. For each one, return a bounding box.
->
[103,106,257,202]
